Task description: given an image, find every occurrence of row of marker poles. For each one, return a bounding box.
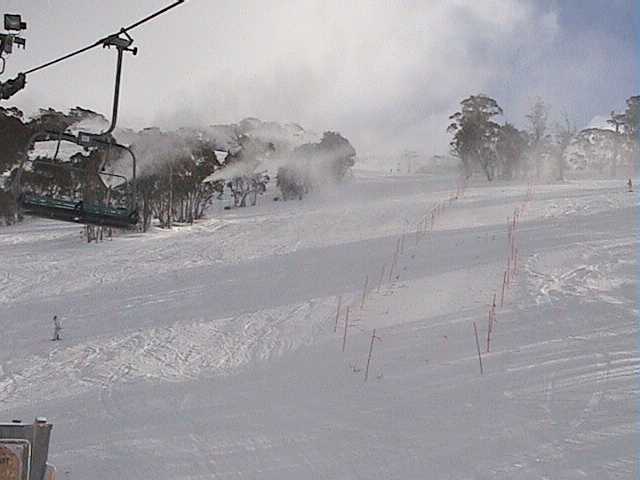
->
[415,175,468,248]
[332,174,468,380]
[479,181,536,374]
[334,295,384,381]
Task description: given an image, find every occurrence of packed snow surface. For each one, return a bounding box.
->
[0,172,636,479]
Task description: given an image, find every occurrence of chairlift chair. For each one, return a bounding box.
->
[15,130,139,229]
[13,27,140,228]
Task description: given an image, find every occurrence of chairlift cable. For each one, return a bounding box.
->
[24,41,100,75]
[23,0,186,75]
[118,0,186,36]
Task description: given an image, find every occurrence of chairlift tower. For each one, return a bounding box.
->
[2,1,186,476]
[9,0,186,228]
[15,29,141,228]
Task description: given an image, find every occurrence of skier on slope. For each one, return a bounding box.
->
[52,315,62,341]
[627,178,633,193]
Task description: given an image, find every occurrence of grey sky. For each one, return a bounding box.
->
[3,0,637,155]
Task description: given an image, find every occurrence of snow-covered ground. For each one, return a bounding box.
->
[0,172,636,479]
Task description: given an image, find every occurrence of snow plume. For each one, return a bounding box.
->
[234,119,319,150]
[10,2,635,159]
[277,132,357,195]
[147,0,563,157]
[106,119,347,185]
[128,128,192,175]
[205,160,259,183]
[205,135,278,182]
[195,119,318,155]
[67,116,110,136]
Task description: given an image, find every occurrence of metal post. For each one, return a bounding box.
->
[103,46,125,135]
[378,264,386,292]
[364,329,381,382]
[473,322,484,375]
[342,307,350,352]
[122,145,137,211]
[360,275,369,309]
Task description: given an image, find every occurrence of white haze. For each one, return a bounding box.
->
[150,0,561,155]
[205,161,260,184]
[6,1,635,158]
[5,0,557,157]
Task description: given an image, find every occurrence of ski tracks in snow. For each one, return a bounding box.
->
[0,299,336,412]
[525,238,636,308]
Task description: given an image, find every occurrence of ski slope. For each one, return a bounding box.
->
[0,172,637,479]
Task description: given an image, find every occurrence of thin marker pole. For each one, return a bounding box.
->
[361,275,369,309]
[486,307,493,353]
[492,294,497,320]
[342,307,350,352]
[334,295,342,333]
[389,238,400,281]
[378,264,386,292]
[506,255,511,286]
[364,329,381,382]
[473,321,484,375]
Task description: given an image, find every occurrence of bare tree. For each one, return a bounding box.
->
[554,113,576,182]
[525,98,550,179]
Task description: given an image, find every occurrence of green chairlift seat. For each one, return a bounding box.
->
[19,193,138,229]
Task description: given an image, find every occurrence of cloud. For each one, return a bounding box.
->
[150,0,562,155]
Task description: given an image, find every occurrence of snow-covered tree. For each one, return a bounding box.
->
[448,95,503,181]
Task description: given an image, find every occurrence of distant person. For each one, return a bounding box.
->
[628,178,633,193]
[52,315,62,341]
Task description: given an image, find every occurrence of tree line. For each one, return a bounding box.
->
[448,94,638,181]
[0,107,356,230]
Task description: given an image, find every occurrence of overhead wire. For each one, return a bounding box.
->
[23,0,186,75]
